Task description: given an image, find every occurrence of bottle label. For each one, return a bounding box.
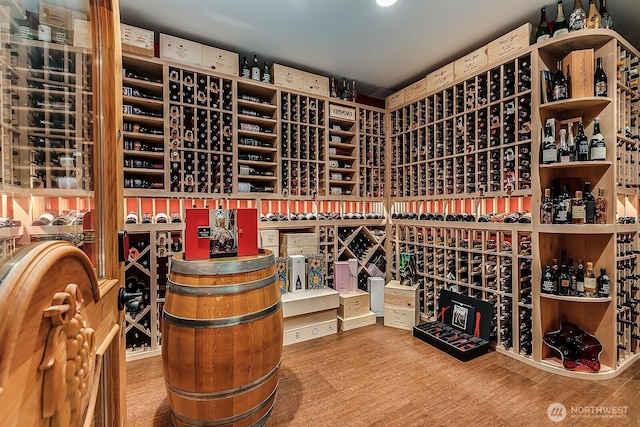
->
[599,282,610,297]
[576,280,584,293]
[595,81,607,96]
[537,34,551,42]
[251,68,260,80]
[584,277,597,294]
[572,205,585,220]
[561,279,570,290]
[590,146,606,160]
[542,148,557,163]
[542,279,555,293]
[552,85,567,100]
[554,28,569,36]
[555,209,568,223]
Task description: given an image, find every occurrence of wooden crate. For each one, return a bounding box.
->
[338,311,376,331]
[403,78,427,103]
[454,45,488,79]
[487,23,532,64]
[384,305,419,331]
[284,311,338,345]
[563,49,595,98]
[426,63,454,93]
[272,63,305,91]
[121,24,154,57]
[384,280,419,309]
[281,232,318,257]
[201,44,239,77]
[385,89,405,109]
[284,308,337,330]
[159,33,202,68]
[338,289,370,319]
[302,71,330,97]
[281,287,339,318]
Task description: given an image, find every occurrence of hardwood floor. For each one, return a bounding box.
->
[126,320,640,426]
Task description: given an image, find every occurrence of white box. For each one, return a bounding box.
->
[338,311,377,331]
[334,261,349,294]
[121,24,154,57]
[284,308,337,330]
[160,33,202,68]
[281,288,340,318]
[283,318,337,346]
[288,255,306,293]
[368,277,385,317]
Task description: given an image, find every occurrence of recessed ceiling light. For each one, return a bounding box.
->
[377,0,397,7]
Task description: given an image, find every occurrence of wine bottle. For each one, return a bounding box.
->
[541,265,554,294]
[560,263,571,295]
[567,123,575,161]
[351,80,357,102]
[554,184,572,224]
[541,188,554,224]
[251,54,260,81]
[576,258,585,296]
[542,121,557,164]
[262,62,271,84]
[575,121,590,161]
[551,258,560,295]
[595,187,607,224]
[330,78,337,98]
[341,79,349,100]
[552,60,568,101]
[559,128,570,162]
[553,1,569,36]
[589,118,606,160]
[599,0,613,29]
[594,57,608,96]
[597,268,610,297]
[569,0,587,31]
[572,190,585,224]
[586,0,602,28]
[583,181,596,224]
[535,7,551,42]
[584,262,597,297]
[568,258,577,295]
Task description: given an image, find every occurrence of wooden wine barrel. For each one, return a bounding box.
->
[162,250,283,427]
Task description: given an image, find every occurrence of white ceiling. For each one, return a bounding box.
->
[118,0,640,100]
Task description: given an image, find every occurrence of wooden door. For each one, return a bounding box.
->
[0,0,125,424]
[0,241,125,426]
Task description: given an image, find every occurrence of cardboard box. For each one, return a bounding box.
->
[160,33,202,68]
[368,277,385,317]
[385,89,405,109]
[276,257,288,294]
[281,232,318,257]
[307,254,325,289]
[259,229,279,248]
[40,3,71,30]
[348,258,358,292]
[334,261,350,294]
[338,289,370,319]
[384,305,419,331]
[273,63,305,91]
[288,255,306,293]
[201,44,239,76]
[487,23,532,64]
[338,311,376,331]
[384,280,419,309]
[121,24,154,57]
[563,48,595,98]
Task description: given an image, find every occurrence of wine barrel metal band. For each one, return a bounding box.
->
[171,250,275,275]
[162,300,281,328]
[164,361,280,400]
[170,387,277,427]
[167,274,276,295]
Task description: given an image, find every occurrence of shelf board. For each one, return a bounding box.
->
[236,98,277,114]
[391,219,533,232]
[237,144,277,154]
[124,223,185,232]
[329,129,356,138]
[123,167,165,176]
[329,180,356,186]
[123,114,164,126]
[122,76,163,91]
[123,149,165,159]
[540,160,612,169]
[237,175,277,182]
[30,224,83,236]
[329,154,356,162]
[237,160,277,168]
[328,140,356,150]
[540,293,611,303]
[122,96,164,108]
[539,358,615,379]
[237,129,277,139]
[539,96,612,114]
[237,114,277,126]
[0,227,23,240]
[538,224,615,234]
[122,131,164,142]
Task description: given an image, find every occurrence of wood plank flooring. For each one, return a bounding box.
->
[126,320,640,426]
